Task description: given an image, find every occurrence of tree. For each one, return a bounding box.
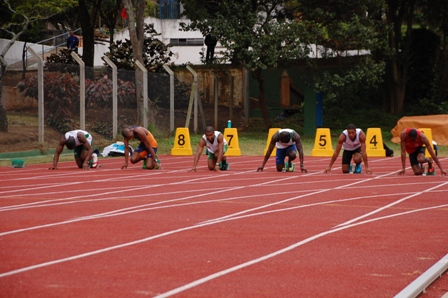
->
[122,0,149,126]
[0,0,73,132]
[423,0,448,110]
[294,0,387,109]
[78,0,103,68]
[104,23,172,72]
[99,0,122,46]
[181,0,313,130]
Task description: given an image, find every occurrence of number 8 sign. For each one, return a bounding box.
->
[171,127,193,155]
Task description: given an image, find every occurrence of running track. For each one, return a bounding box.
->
[1,155,447,297]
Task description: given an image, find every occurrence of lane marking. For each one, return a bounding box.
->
[0,197,446,281]
[335,181,448,228]
[154,203,448,298]
[201,170,397,224]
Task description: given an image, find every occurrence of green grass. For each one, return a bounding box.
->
[2,130,446,167]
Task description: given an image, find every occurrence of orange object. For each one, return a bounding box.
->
[391,115,448,145]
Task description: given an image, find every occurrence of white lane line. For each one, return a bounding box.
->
[1,195,446,281]
[0,171,410,236]
[0,170,254,211]
[335,181,448,228]
[152,203,448,297]
[201,171,396,224]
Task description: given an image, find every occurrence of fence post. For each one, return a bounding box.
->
[135,60,148,129]
[163,64,175,134]
[186,65,198,133]
[70,52,85,130]
[102,56,118,139]
[243,67,249,125]
[210,71,218,130]
[27,47,44,145]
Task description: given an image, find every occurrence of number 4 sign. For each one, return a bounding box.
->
[365,128,386,157]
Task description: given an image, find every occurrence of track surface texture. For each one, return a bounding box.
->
[1,155,447,297]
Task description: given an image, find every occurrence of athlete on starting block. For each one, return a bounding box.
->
[49,129,97,170]
[398,128,446,176]
[189,126,228,172]
[257,128,307,173]
[324,124,372,174]
[121,126,160,170]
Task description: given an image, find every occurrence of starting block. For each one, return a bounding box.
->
[422,165,436,176]
[219,161,229,171]
[282,162,295,172]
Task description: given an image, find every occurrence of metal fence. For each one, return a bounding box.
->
[2,55,250,148]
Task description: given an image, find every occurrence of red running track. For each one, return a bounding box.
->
[0,155,447,297]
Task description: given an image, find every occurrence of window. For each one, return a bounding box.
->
[169,38,204,46]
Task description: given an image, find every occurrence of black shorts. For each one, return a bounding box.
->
[342,147,361,165]
[409,146,426,166]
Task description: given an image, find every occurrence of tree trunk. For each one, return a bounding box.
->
[78,0,103,69]
[0,57,9,132]
[384,0,415,115]
[0,78,8,132]
[22,42,27,80]
[254,69,271,131]
[124,0,148,126]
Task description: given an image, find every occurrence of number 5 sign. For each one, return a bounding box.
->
[312,128,334,156]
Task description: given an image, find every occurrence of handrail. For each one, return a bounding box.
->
[26,28,82,63]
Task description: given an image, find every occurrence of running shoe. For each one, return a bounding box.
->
[288,163,295,172]
[154,156,161,170]
[91,153,99,168]
[427,163,435,175]
[354,163,362,174]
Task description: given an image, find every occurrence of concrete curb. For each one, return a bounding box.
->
[0,149,57,159]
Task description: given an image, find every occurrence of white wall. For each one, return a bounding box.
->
[96,16,205,66]
[1,39,53,66]
[2,16,206,69]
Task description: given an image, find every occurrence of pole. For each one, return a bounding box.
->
[163,64,175,134]
[135,60,148,129]
[102,56,118,139]
[70,52,85,130]
[28,47,44,145]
